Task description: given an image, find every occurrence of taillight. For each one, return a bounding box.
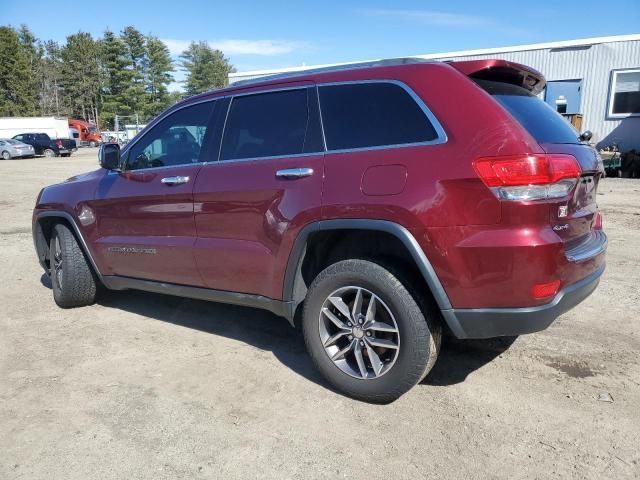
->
[532,280,561,299]
[473,154,581,201]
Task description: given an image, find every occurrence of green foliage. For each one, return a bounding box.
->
[0,24,234,128]
[100,29,133,127]
[61,32,101,121]
[180,41,234,95]
[0,26,39,115]
[40,40,65,116]
[146,36,174,118]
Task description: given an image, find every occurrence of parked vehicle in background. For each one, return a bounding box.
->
[14,133,76,157]
[0,138,35,159]
[0,117,71,140]
[32,58,607,403]
[68,119,102,147]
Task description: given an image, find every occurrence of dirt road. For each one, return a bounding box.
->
[2,150,639,479]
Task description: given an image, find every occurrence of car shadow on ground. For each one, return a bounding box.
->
[40,273,517,392]
[423,336,517,386]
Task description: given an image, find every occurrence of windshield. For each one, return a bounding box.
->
[476,79,580,144]
[88,127,97,133]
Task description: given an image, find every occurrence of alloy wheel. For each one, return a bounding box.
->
[318,286,400,379]
[52,235,63,289]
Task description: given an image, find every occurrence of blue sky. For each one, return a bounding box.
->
[4,0,639,89]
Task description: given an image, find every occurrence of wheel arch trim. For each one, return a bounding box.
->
[283,219,453,320]
[33,211,104,280]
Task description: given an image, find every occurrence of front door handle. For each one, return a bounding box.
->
[161,175,190,186]
[275,168,314,179]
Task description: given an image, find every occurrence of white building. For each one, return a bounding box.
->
[229,34,640,150]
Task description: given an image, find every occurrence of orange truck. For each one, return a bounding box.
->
[68,119,102,147]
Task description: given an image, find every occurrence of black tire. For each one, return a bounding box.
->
[1,150,10,160]
[49,223,97,308]
[89,141,97,148]
[61,153,71,157]
[43,148,55,157]
[302,259,441,403]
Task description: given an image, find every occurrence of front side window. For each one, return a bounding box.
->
[318,82,439,151]
[220,88,314,160]
[608,69,640,117]
[126,101,214,170]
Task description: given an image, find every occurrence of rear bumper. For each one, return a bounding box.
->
[442,263,605,339]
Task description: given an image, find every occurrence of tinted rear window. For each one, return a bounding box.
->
[477,80,580,144]
[318,82,438,150]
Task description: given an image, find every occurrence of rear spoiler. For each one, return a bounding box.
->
[448,60,546,95]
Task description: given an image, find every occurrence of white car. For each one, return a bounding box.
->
[0,138,35,159]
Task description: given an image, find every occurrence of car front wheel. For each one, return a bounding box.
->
[1,150,10,160]
[50,223,97,308]
[302,259,441,403]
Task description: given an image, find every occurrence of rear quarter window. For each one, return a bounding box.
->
[476,79,580,144]
[318,82,439,151]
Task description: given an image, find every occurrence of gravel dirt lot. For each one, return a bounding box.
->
[1,150,639,479]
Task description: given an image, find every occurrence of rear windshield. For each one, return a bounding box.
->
[476,79,580,144]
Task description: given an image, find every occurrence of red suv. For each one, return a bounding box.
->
[32,59,607,402]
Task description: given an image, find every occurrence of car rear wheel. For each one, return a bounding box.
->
[1,150,10,160]
[50,223,97,308]
[302,259,441,403]
[89,141,97,148]
[43,148,55,157]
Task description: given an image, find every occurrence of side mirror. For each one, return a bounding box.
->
[99,143,121,170]
[579,130,593,142]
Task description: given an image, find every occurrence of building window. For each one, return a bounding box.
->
[608,68,640,118]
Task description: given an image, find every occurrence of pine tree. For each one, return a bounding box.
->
[180,41,234,96]
[99,30,132,128]
[0,26,38,116]
[121,26,147,118]
[145,35,174,118]
[61,32,101,122]
[40,41,65,116]
[17,24,42,114]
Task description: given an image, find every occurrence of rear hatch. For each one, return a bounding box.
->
[473,77,602,249]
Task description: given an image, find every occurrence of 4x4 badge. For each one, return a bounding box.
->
[558,205,568,218]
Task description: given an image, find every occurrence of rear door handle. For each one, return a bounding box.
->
[275,168,314,179]
[161,175,190,186]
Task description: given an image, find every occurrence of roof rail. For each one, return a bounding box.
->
[230,57,433,86]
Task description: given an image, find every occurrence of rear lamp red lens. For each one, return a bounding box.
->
[532,280,561,299]
[473,154,581,187]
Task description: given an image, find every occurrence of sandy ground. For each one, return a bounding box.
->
[1,150,639,479]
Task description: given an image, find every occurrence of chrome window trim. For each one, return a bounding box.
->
[107,161,207,175]
[317,79,448,153]
[213,151,324,166]
[121,79,448,171]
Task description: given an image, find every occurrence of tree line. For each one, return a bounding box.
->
[0,24,234,128]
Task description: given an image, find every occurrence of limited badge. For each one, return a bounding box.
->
[558,205,568,218]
